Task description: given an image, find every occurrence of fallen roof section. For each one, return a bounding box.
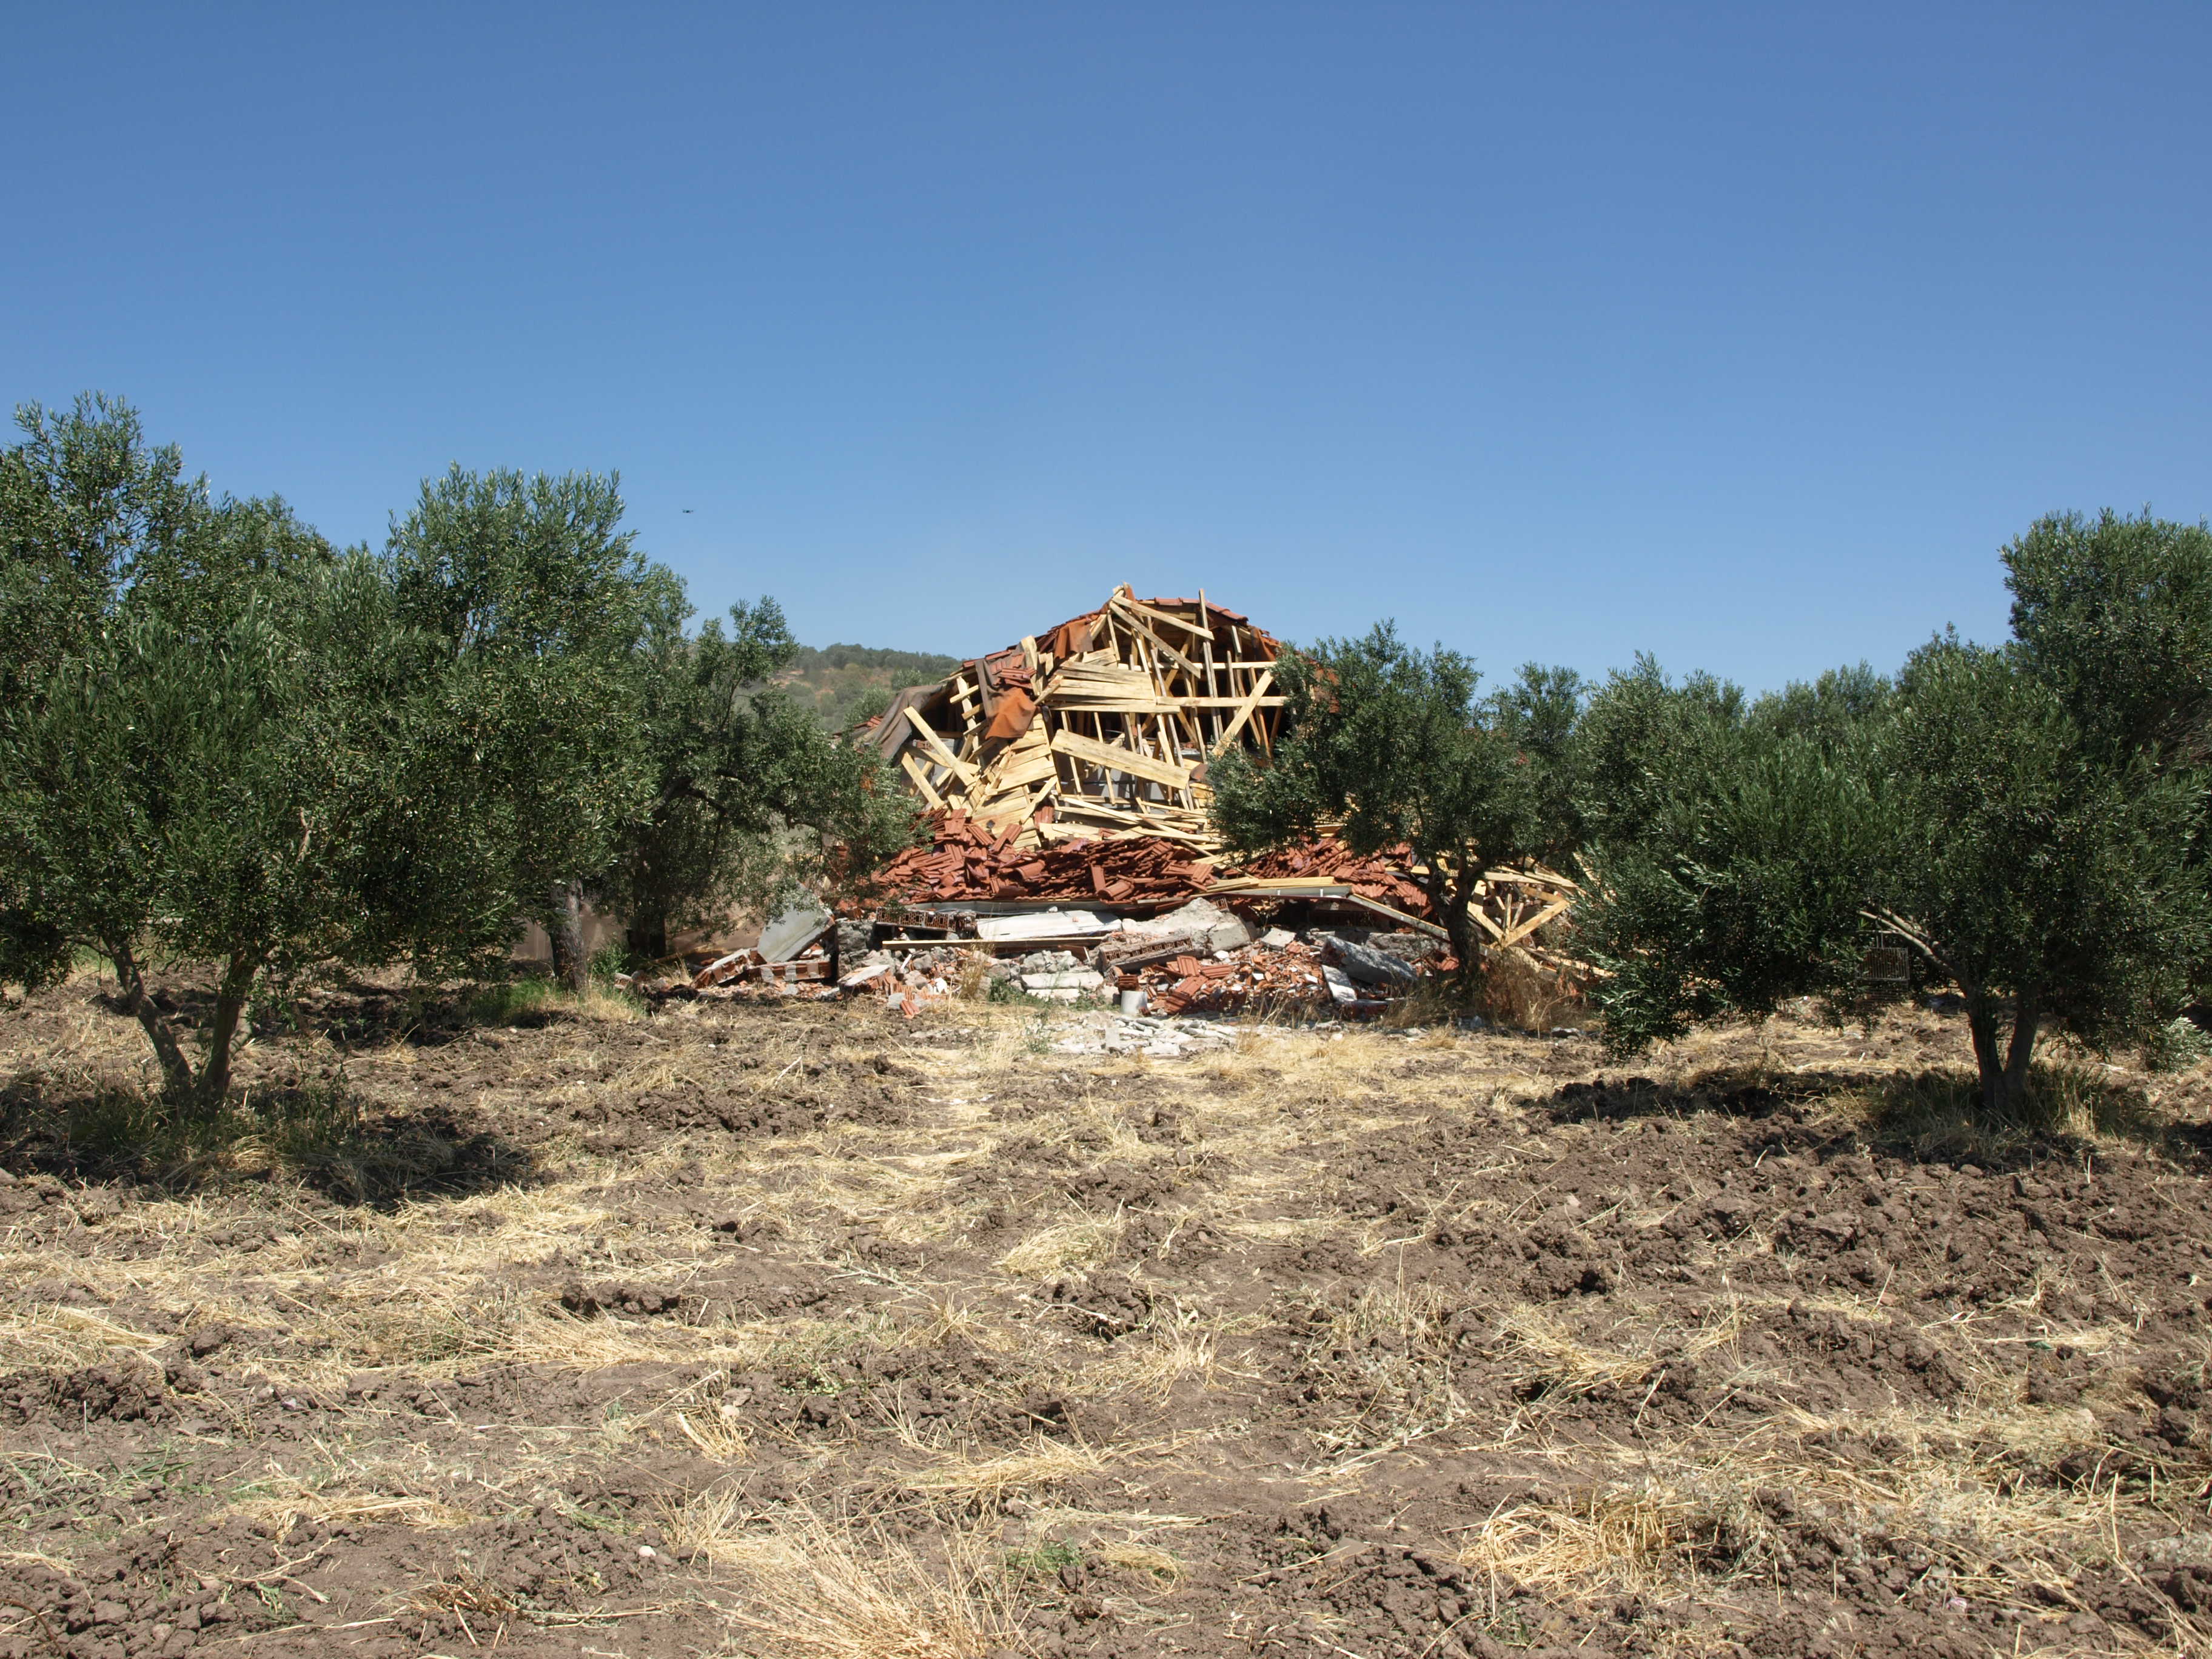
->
[865,585,1283,853]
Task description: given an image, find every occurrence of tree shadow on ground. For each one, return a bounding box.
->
[1533,1062,2190,1175]
[91,970,593,1054]
[0,1073,538,1208]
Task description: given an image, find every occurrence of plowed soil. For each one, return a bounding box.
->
[6,975,2212,1659]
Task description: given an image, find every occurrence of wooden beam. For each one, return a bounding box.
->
[899,748,947,809]
[1493,898,1572,951]
[903,706,979,786]
[1050,726,1193,790]
[1210,668,1275,753]
[1108,601,1205,679]
[1116,595,1212,641]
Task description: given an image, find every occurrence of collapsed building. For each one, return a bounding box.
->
[658,586,1583,1019]
[860,584,1283,853]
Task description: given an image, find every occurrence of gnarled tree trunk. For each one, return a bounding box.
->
[1965,985,2041,1119]
[547,880,589,995]
[110,940,195,1102]
[193,949,263,1107]
[109,942,261,1109]
[1423,858,1484,996]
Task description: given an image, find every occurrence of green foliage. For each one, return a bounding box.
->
[0,398,435,1104]
[0,394,212,700]
[1,397,904,1107]
[599,598,919,961]
[1574,661,1888,1053]
[1882,636,2202,1074]
[2005,508,2212,765]
[386,466,682,982]
[791,642,960,678]
[1574,655,1744,848]
[1210,625,1583,971]
[1005,1540,1084,1578]
[2143,1016,2210,1073]
[1578,515,2212,1116]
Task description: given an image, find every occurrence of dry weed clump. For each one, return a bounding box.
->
[1457,1480,1769,1596]
[996,1214,1128,1279]
[1852,1054,2180,1164]
[676,1507,1032,1659]
[1480,950,1585,1032]
[1292,1277,1469,1465]
[899,1438,1112,1506]
[226,1467,474,1535]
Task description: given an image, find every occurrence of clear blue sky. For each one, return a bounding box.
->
[8,4,2208,691]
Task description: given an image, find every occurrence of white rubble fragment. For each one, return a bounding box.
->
[1021,970,1105,992]
[975,908,1113,941]
[1133,896,1253,954]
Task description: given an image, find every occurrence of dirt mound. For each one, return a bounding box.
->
[0,1356,174,1426]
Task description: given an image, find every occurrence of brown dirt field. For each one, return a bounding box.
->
[6,974,2212,1659]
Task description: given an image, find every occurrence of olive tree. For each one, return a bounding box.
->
[1572,660,1889,1054]
[385,466,680,990]
[1209,623,1584,976]
[1876,635,2202,1114]
[600,595,919,963]
[1578,513,2212,1117]
[0,397,922,1107]
[0,404,603,1104]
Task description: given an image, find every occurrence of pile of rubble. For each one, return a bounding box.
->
[623,575,1584,1023]
[857,583,1583,983]
[820,896,1451,1022]
[1207,839,1431,919]
[631,856,1579,1029]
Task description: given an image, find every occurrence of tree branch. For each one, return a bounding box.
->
[1859,908,1951,975]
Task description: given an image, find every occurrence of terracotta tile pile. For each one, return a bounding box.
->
[867,808,1216,905]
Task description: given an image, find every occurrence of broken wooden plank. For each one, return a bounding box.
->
[1492,897,1572,951]
[903,706,980,786]
[1049,727,1193,790]
[899,749,947,810]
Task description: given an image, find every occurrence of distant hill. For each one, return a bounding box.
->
[777,642,962,731]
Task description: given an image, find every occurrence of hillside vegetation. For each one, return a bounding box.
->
[779,642,962,731]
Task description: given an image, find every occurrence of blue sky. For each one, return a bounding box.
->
[7,4,2208,690]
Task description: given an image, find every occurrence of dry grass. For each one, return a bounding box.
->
[673,1506,1033,1659]
[899,1438,1112,1504]
[995,1214,1128,1278]
[226,1468,475,1535]
[1457,1480,1763,1595]
[8,973,2212,1654]
[1496,1300,1749,1406]
[1480,950,1585,1032]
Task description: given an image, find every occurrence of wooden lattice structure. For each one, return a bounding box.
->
[866,586,1285,853]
